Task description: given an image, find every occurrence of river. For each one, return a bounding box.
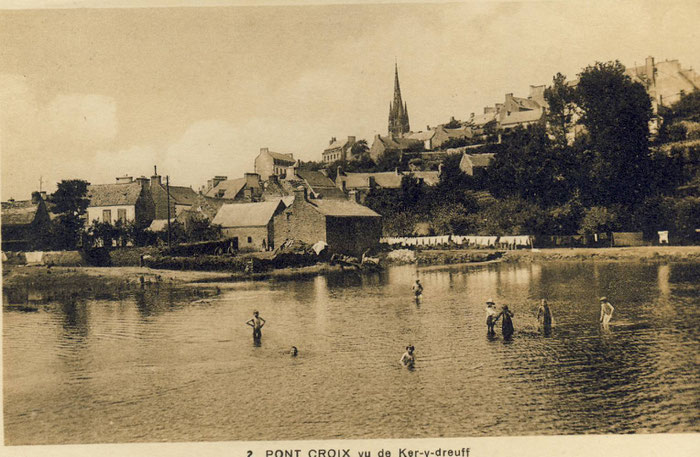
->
[3,261,699,444]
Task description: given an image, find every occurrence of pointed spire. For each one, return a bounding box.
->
[389,60,410,137]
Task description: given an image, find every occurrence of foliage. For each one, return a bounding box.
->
[578,206,620,235]
[544,72,578,148]
[48,179,90,250]
[186,215,223,242]
[444,117,461,129]
[350,139,369,158]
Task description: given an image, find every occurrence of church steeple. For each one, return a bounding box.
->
[388,62,410,138]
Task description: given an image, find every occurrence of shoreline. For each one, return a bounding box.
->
[3,246,699,293]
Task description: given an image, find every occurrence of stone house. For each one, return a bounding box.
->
[148,173,198,219]
[626,56,700,112]
[273,188,382,256]
[1,193,51,251]
[459,153,495,176]
[322,136,357,163]
[254,147,296,181]
[369,134,423,162]
[212,199,287,251]
[204,173,264,201]
[86,177,154,227]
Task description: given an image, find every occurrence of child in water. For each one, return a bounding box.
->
[599,297,614,328]
[400,345,415,368]
[537,299,553,334]
[485,299,498,335]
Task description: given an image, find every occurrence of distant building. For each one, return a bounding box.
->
[369,134,423,162]
[388,62,411,138]
[147,172,198,219]
[254,147,296,181]
[335,169,440,202]
[626,56,700,112]
[204,173,264,201]
[322,136,357,163]
[406,123,474,150]
[468,85,547,131]
[212,199,287,251]
[86,177,154,227]
[459,153,495,176]
[286,168,346,199]
[1,193,51,251]
[273,187,382,257]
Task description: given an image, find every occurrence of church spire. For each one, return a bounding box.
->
[388,61,410,138]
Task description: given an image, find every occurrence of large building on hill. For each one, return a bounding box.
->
[254,147,296,181]
[322,136,357,163]
[626,56,700,112]
[388,62,411,138]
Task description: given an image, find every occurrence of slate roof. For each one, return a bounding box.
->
[442,126,473,139]
[463,153,495,168]
[205,178,246,199]
[469,112,497,126]
[409,171,441,186]
[87,182,143,207]
[407,130,436,141]
[295,170,346,198]
[325,138,351,151]
[166,185,198,205]
[375,135,422,151]
[500,109,544,126]
[213,200,285,227]
[309,199,381,218]
[511,96,541,111]
[1,200,40,226]
[338,171,403,189]
[268,151,296,164]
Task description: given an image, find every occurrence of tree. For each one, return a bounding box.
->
[350,139,369,158]
[574,61,653,206]
[49,179,90,250]
[544,72,578,148]
[186,215,223,242]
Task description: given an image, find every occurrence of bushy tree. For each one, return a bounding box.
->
[49,179,90,249]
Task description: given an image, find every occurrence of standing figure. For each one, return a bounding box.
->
[537,299,553,334]
[485,299,498,335]
[400,345,415,368]
[246,311,266,341]
[495,305,515,339]
[599,297,614,329]
[412,279,423,302]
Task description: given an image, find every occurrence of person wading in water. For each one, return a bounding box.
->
[400,345,415,369]
[494,305,515,339]
[246,311,266,341]
[599,297,614,329]
[412,279,423,303]
[486,299,498,335]
[537,299,553,335]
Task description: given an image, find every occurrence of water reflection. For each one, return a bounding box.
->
[3,261,699,444]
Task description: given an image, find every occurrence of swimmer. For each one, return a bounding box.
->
[246,311,266,340]
[400,345,415,368]
[599,297,614,329]
[290,346,298,357]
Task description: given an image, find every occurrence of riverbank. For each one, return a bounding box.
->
[502,245,700,262]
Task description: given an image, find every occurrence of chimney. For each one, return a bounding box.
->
[293,186,307,202]
[368,176,376,188]
[348,190,359,203]
[347,136,356,144]
[329,137,335,145]
[151,173,162,187]
[244,172,261,188]
[40,191,47,200]
[260,147,269,154]
[427,125,430,130]
[136,176,149,189]
[645,56,655,82]
[116,175,133,184]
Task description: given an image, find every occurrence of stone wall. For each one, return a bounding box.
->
[273,196,327,248]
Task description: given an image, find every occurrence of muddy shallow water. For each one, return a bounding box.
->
[3,261,699,444]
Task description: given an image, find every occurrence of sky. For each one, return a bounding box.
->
[1,0,699,199]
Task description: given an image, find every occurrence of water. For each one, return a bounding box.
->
[3,261,700,444]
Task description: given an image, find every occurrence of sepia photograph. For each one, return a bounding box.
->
[1,0,699,455]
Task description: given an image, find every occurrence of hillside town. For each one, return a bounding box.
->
[2,55,699,267]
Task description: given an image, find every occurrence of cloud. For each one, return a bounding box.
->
[45,94,118,146]
[1,74,120,198]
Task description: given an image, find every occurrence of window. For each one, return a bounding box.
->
[247,236,252,243]
[117,208,127,223]
[102,209,112,223]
